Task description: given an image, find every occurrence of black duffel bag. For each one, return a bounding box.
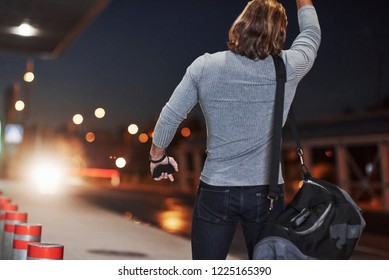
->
[254,174,365,259]
[253,56,365,260]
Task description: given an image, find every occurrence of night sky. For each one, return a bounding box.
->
[0,0,388,132]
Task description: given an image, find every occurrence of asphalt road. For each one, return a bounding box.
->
[75,182,389,260]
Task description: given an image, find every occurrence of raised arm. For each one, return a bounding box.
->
[285,0,321,81]
[296,0,313,9]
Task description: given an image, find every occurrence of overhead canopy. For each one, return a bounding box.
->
[0,0,110,58]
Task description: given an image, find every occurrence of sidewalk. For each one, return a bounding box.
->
[1,179,193,260]
[2,179,388,260]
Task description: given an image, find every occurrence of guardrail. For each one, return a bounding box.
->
[172,133,389,212]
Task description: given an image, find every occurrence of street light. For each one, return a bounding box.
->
[72,114,83,125]
[15,100,25,111]
[23,72,34,83]
[115,157,126,168]
[85,132,95,143]
[24,59,34,82]
[128,124,139,135]
[94,108,105,119]
[181,127,191,138]
[138,133,149,143]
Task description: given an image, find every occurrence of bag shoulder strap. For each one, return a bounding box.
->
[287,108,312,178]
[269,55,311,205]
[268,55,286,205]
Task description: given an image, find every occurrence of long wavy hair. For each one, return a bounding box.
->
[227,0,288,60]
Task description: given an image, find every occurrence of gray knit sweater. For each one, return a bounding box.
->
[153,6,321,186]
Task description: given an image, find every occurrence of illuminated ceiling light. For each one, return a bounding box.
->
[10,22,40,37]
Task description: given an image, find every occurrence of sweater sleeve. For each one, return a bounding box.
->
[285,5,321,81]
[152,55,205,148]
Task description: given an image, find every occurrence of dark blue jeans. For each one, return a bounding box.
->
[191,180,284,260]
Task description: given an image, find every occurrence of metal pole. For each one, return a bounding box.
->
[379,142,389,211]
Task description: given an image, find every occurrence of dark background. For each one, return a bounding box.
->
[0,0,388,132]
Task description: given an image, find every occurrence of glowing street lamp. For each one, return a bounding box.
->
[24,59,34,82]
[72,114,83,125]
[181,127,191,138]
[115,157,126,168]
[15,100,25,111]
[94,108,105,119]
[85,132,96,143]
[128,124,139,135]
[138,133,149,143]
[24,72,34,83]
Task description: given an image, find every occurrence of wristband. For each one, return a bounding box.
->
[149,153,167,164]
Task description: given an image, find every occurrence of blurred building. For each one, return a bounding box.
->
[0,0,111,178]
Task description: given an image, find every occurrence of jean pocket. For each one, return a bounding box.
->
[194,187,230,223]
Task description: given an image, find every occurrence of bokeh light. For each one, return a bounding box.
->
[115,157,126,168]
[15,100,25,111]
[181,127,191,138]
[128,124,139,135]
[138,133,149,143]
[325,149,333,157]
[12,23,40,37]
[24,71,35,82]
[72,114,83,125]
[94,108,105,118]
[85,132,96,143]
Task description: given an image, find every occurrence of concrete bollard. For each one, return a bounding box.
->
[0,202,18,256]
[27,243,64,260]
[12,223,42,260]
[1,211,28,260]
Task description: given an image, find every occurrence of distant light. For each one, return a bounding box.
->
[365,163,374,175]
[10,23,40,37]
[85,132,96,143]
[94,108,105,119]
[181,127,191,138]
[24,72,35,82]
[5,124,24,144]
[138,133,149,143]
[73,114,83,125]
[325,149,333,157]
[158,209,186,234]
[15,100,25,111]
[128,124,139,135]
[115,157,126,168]
[27,157,66,195]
